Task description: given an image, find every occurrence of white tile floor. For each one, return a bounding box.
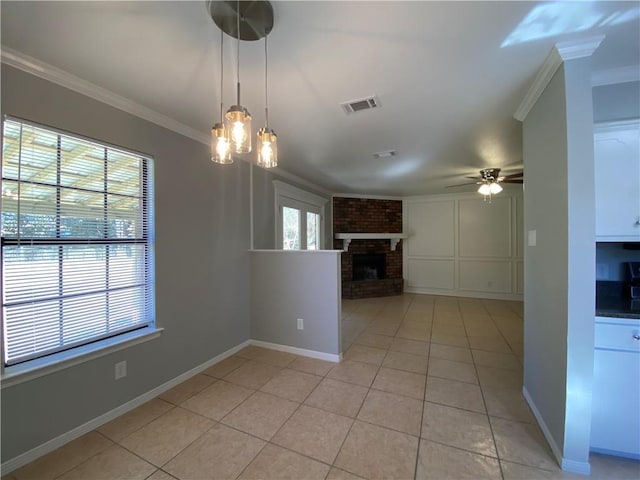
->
[5,294,640,480]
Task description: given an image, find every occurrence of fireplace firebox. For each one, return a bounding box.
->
[353,253,386,281]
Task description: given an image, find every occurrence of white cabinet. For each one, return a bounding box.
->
[590,316,640,458]
[594,120,640,241]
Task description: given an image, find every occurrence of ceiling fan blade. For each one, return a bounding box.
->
[466,176,481,180]
[445,182,481,188]
[501,179,523,184]
[502,172,524,179]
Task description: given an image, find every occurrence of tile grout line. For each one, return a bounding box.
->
[325,303,392,480]
[227,354,327,480]
[48,430,115,480]
[413,294,435,480]
[119,404,221,475]
[460,300,506,480]
[205,353,332,480]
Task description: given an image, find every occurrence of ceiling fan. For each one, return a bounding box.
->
[447,168,523,196]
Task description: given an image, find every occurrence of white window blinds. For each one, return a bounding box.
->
[1,117,155,366]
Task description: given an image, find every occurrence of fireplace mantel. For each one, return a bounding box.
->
[335,233,408,252]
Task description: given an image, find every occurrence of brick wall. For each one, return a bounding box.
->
[333,197,403,298]
[333,197,402,234]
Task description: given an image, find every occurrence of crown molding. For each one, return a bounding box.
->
[555,35,605,61]
[592,65,640,87]
[332,193,404,201]
[594,118,640,135]
[1,46,210,145]
[514,48,563,122]
[514,35,605,122]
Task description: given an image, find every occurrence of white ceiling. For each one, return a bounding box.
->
[1,1,639,195]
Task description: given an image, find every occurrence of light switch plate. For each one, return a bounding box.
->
[528,230,537,247]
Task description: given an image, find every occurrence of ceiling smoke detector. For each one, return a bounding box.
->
[372,150,396,159]
[341,95,380,114]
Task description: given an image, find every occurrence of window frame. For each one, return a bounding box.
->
[273,180,327,250]
[0,116,158,383]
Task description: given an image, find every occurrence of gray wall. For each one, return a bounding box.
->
[1,65,252,462]
[523,57,595,469]
[252,166,277,249]
[250,251,341,355]
[593,81,640,123]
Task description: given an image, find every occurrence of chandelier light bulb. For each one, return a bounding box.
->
[225,107,252,153]
[211,123,232,164]
[257,127,278,168]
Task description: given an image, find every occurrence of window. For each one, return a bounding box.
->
[274,181,326,250]
[1,117,154,368]
[306,211,320,250]
[282,206,300,250]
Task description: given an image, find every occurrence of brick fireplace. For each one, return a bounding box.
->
[333,197,404,298]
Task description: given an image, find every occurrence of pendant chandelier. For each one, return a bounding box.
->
[209,0,278,168]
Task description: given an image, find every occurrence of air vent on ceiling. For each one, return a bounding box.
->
[341,95,380,114]
[372,150,396,159]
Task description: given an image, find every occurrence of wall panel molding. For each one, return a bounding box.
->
[404,192,523,300]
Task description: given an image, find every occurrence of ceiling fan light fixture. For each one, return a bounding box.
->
[478,183,492,196]
[489,182,503,194]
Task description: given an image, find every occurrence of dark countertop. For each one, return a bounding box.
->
[596,281,640,319]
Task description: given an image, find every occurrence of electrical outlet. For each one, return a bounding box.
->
[115,361,127,380]
[297,318,304,330]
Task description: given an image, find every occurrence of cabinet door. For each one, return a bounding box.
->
[594,121,640,240]
[591,348,640,457]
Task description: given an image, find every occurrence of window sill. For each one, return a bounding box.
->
[1,327,163,389]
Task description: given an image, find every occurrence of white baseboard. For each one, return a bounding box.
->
[1,339,251,475]
[1,338,341,474]
[522,387,591,476]
[403,286,523,302]
[249,339,341,363]
[590,446,640,461]
[561,458,591,475]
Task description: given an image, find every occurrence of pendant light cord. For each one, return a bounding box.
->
[236,0,241,105]
[264,34,269,128]
[219,28,224,124]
